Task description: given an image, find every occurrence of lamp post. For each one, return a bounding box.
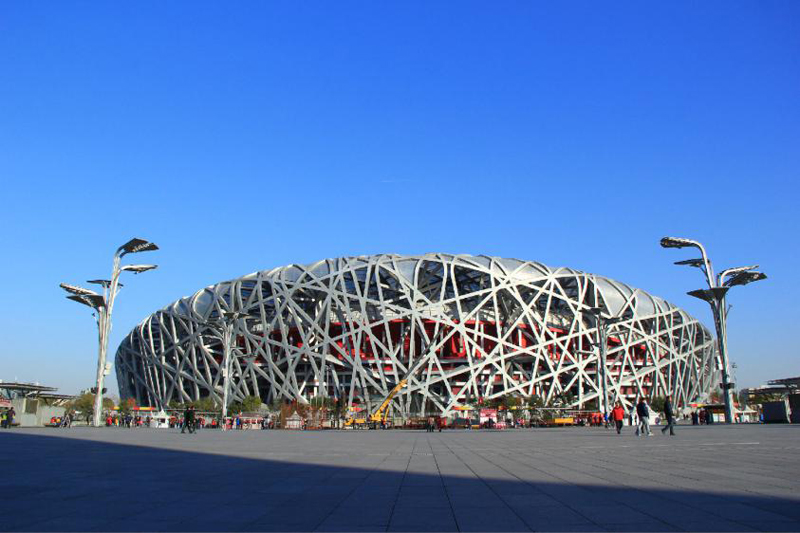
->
[660,237,766,424]
[205,311,251,429]
[578,307,625,416]
[61,238,158,427]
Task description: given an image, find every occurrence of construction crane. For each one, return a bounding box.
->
[344,379,408,429]
[343,357,429,429]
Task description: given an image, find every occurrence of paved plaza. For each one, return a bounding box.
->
[2,424,799,532]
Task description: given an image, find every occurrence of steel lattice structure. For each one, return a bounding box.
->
[116,254,719,415]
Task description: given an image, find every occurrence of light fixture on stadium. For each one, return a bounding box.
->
[117,238,159,257]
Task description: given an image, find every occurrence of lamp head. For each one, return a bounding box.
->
[687,287,730,304]
[121,264,158,274]
[725,271,767,288]
[673,259,705,268]
[66,293,106,309]
[59,283,99,297]
[87,279,122,289]
[118,238,159,257]
[719,265,759,284]
[660,237,697,249]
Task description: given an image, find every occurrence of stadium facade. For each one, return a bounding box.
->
[116,254,719,415]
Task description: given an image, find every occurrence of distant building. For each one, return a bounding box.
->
[0,381,74,426]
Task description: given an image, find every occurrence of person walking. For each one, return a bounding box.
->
[636,398,651,436]
[182,406,196,434]
[6,407,15,428]
[661,395,676,436]
[610,402,625,434]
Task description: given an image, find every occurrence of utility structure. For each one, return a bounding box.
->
[578,307,626,415]
[60,238,158,427]
[660,237,766,424]
[205,310,253,428]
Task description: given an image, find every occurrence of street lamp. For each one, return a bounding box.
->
[661,236,765,424]
[205,310,252,429]
[579,306,625,416]
[61,237,158,427]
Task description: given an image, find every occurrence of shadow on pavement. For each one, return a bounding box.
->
[1,431,799,532]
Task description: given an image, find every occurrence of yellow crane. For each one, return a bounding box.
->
[344,378,407,429]
[342,356,431,429]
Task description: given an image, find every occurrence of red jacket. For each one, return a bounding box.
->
[610,406,625,421]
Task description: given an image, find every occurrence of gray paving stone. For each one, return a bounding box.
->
[2,425,799,532]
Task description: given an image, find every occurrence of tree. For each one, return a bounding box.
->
[650,396,666,414]
[187,396,219,412]
[503,395,522,410]
[102,397,115,410]
[240,395,262,413]
[118,397,137,416]
[525,395,544,410]
[67,393,95,421]
[310,396,334,409]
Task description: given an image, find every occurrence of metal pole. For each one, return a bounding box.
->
[716,296,735,423]
[696,244,734,424]
[92,254,121,427]
[598,317,608,416]
[221,321,232,430]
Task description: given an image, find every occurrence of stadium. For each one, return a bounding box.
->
[115,254,719,417]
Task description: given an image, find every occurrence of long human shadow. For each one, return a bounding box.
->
[1,431,799,532]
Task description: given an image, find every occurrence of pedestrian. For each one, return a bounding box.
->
[661,395,676,436]
[182,406,196,434]
[610,402,625,434]
[636,398,651,436]
[0,409,7,429]
[691,411,699,425]
[6,407,15,428]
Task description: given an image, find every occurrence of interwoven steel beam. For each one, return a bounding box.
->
[115,254,719,415]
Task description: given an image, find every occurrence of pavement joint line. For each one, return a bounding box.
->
[430,435,462,533]
[384,434,416,529]
[496,435,793,530]
[438,435,533,531]
[484,442,676,530]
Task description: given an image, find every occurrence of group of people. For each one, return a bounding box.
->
[1,407,15,428]
[691,410,713,425]
[609,395,676,436]
[104,414,148,427]
[426,416,441,432]
[49,412,73,427]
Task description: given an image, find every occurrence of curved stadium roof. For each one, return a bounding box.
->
[116,254,718,415]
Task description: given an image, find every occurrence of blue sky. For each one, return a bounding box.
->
[1,2,797,396]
